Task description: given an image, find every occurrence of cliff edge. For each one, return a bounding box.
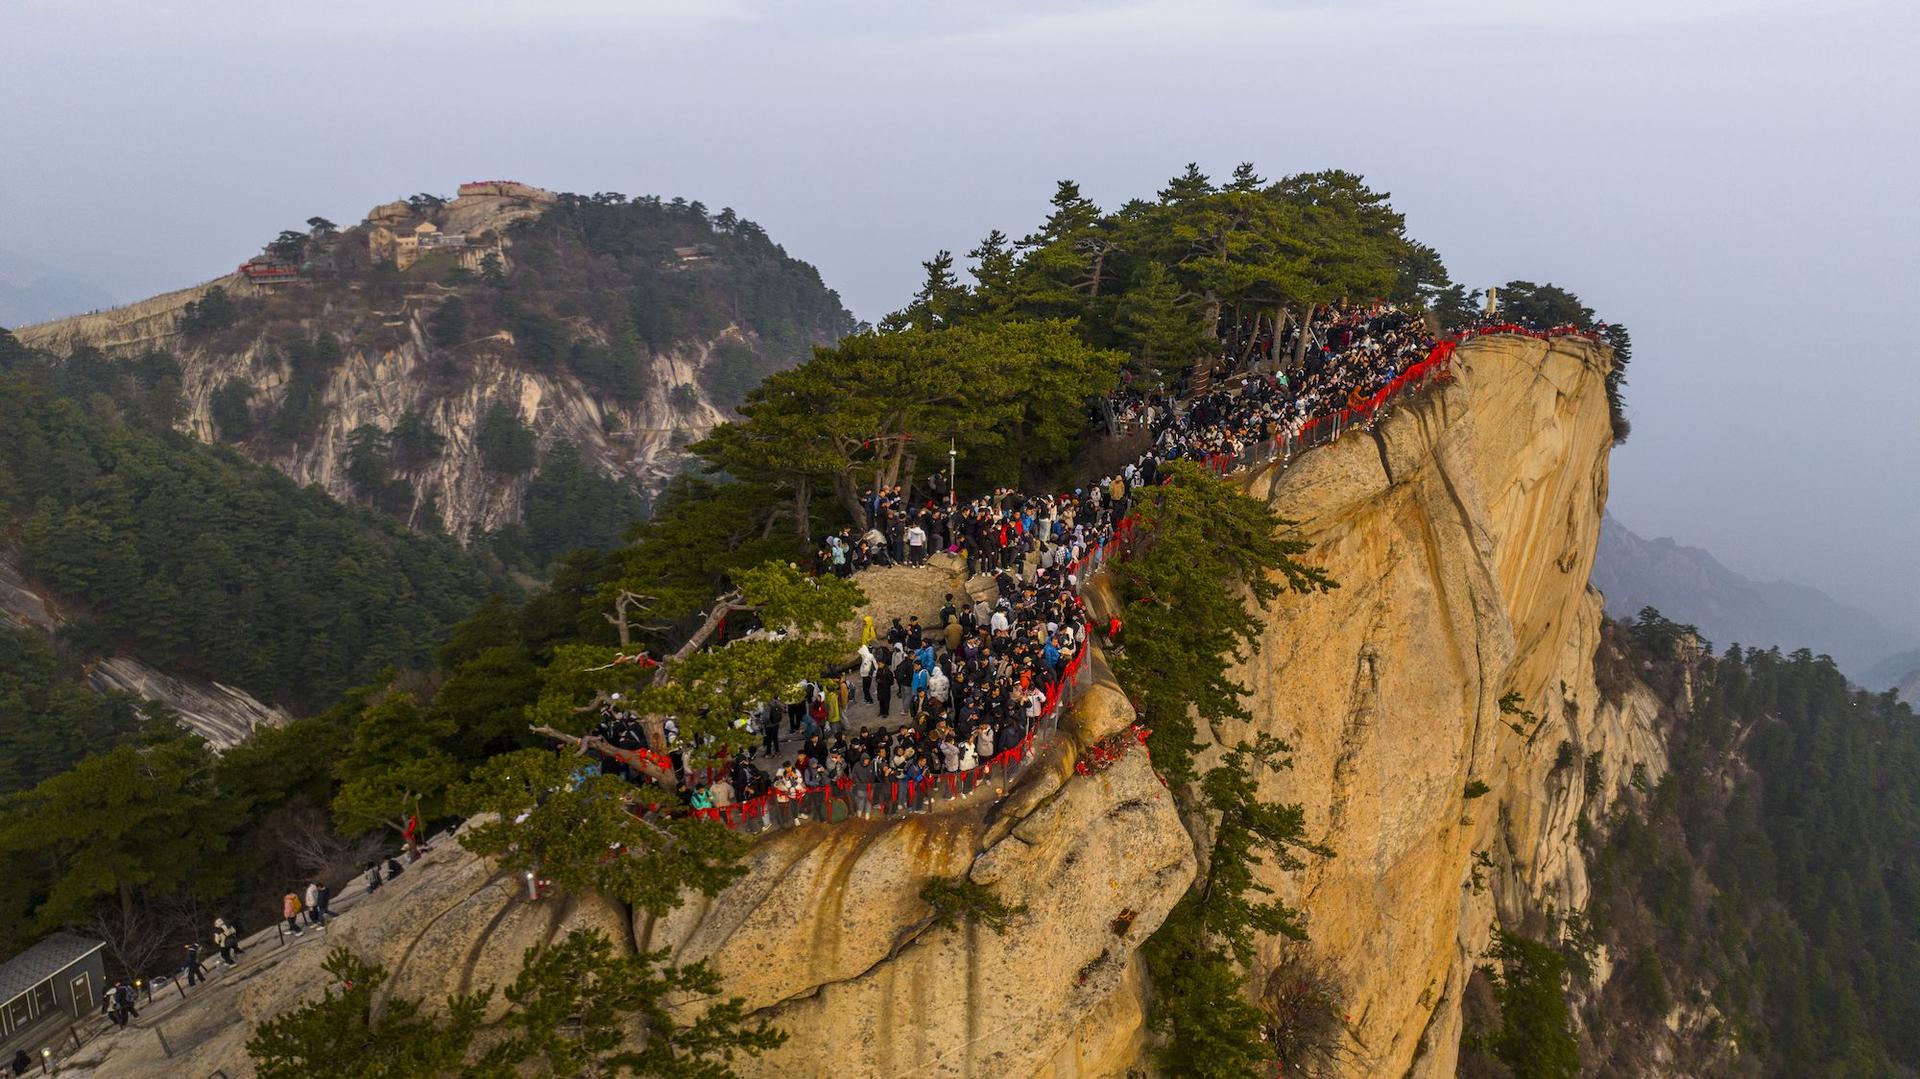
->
[1233,333,1663,1075]
[59,333,1650,1078]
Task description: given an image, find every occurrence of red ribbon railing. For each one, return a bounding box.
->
[677,517,1138,831]
[1209,325,1601,475]
[689,617,1096,828]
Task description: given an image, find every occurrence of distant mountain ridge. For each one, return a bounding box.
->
[0,248,117,326]
[1862,649,1920,703]
[9,184,854,552]
[1592,514,1914,681]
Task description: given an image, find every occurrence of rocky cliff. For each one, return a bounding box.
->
[0,545,287,747]
[14,279,749,541]
[1230,333,1663,1075]
[59,333,1650,1078]
[12,187,852,541]
[67,566,1193,1079]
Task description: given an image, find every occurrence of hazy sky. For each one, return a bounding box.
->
[6,0,1916,629]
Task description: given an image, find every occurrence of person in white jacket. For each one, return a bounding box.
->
[856,643,878,702]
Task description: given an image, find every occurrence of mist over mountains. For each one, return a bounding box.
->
[1593,513,1915,685]
[0,248,116,327]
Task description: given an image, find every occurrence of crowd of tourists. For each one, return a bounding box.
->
[588,479,1135,827]
[1114,302,1439,468]
[573,301,1531,829]
[812,479,1135,581]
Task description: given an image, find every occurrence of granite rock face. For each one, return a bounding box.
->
[18,288,739,539]
[1227,334,1665,1075]
[58,334,1654,1079]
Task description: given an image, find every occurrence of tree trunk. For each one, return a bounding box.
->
[794,476,816,539]
[830,471,865,530]
[1237,310,1262,365]
[531,725,676,789]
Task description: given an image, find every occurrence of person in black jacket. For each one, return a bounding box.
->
[183,941,208,986]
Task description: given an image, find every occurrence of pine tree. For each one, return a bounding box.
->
[331,693,461,846]
[248,931,784,1078]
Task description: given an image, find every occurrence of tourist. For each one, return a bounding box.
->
[282,890,304,936]
[183,941,208,986]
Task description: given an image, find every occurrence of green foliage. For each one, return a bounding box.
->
[249,930,783,1078]
[1101,464,1337,1076]
[919,876,1025,934]
[479,251,506,287]
[1628,605,1705,658]
[532,562,861,766]
[331,692,462,840]
[1142,735,1333,1077]
[210,376,254,439]
[1110,461,1335,786]
[1494,279,1633,443]
[1584,636,1920,1073]
[344,423,393,494]
[506,193,852,403]
[593,476,804,645]
[696,319,1124,526]
[0,739,231,929]
[1113,260,1212,381]
[1464,779,1492,799]
[179,286,237,336]
[428,297,468,347]
[1475,931,1580,1079]
[0,371,497,707]
[389,409,446,470]
[477,401,538,474]
[214,716,348,814]
[267,333,345,442]
[454,750,747,916]
[268,230,310,263]
[500,440,649,571]
[0,625,148,793]
[246,947,486,1079]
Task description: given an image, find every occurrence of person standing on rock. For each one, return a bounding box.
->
[183,941,208,986]
[304,881,326,928]
[282,890,305,936]
[857,642,877,703]
[213,917,239,965]
[906,521,927,565]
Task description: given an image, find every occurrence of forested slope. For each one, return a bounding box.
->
[11,186,855,560]
[1476,612,1920,1076]
[0,339,499,710]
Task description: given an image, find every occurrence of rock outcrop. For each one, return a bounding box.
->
[1228,333,1664,1075]
[0,545,288,747]
[56,333,1652,1077]
[11,184,849,540]
[67,638,1192,1079]
[14,291,738,540]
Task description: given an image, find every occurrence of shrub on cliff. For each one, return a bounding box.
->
[477,401,538,474]
[247,930,782,1078]
[1110,462,1340,1076]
